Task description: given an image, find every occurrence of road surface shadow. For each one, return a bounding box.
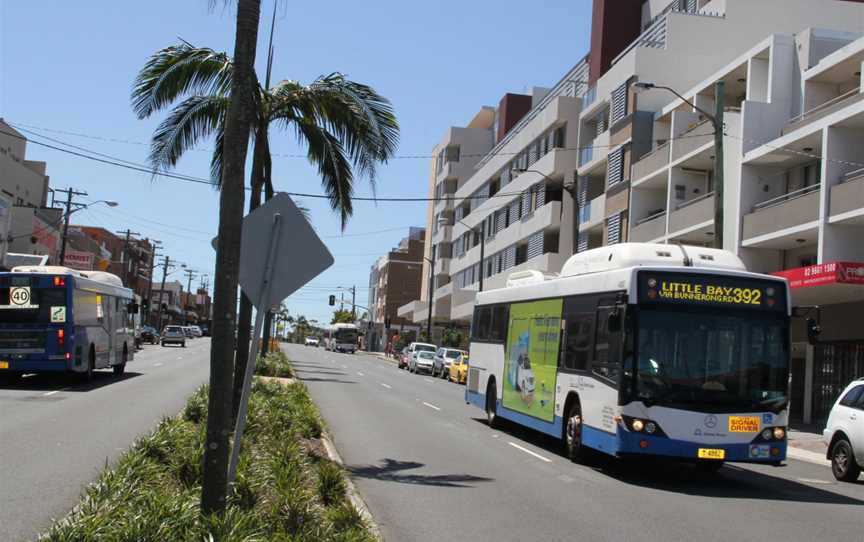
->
[346,458,494,488]
[469,417,863,505]
[297,377,358,384]
[0,371,142,392]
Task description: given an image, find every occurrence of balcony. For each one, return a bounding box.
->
[669,193,714,234]
[742,185,821,242]
[578,131,610,173]
[630,211,666,242]
[830,171,864,223]
[485,201,562,255]
[434,256,450,277]
[782,89,864,136]
[432,225,452,244]
[578,195,605,231]
[672,119,714,163]
[632,142,670,185]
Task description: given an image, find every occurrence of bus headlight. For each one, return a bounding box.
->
[645,422,657,434]
[631,419,645,432]
[773,427,785,440]
[761,428,772,440]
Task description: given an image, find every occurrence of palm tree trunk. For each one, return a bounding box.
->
[232,122,267,420]
[201,0,261,516]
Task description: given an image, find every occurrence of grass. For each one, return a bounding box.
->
[255,350,294,378]
[40,378,375,542]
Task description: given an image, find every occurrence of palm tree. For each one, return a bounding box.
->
[132,40,399,417]
[195,0,262,516]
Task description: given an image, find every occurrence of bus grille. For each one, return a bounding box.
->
[468,367,480,393]
[0,331,46,351]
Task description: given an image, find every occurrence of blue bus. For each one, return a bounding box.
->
[0,266,136,381]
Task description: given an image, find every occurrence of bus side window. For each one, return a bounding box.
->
[490,305,509,342]
[473,306,492,341]
[593,307,622,381]
[561,313,592,371]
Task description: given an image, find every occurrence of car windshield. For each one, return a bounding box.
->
[418,352,434,359]
[633,308,789,412]
[445,350,461,359]
[165,326,181,333]
[334,329,357,342]
[415,345,436,353]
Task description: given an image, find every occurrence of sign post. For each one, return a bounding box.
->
[226,194,333,486]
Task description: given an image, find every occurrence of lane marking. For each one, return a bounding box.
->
[22,373,35,379]
[797,477,833,485]
[379,382,392,389]
[43,388,69,396]
[422,401,441,411]
[508,442,552,463]
[177,357,183,360]
[154,362,163,367]
[424,378,434,383]
[357,371,365,376]
[341,365,347,369]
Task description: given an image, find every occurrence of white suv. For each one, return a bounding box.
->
[823,378,864,481]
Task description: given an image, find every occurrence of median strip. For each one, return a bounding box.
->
[508,442,552,463]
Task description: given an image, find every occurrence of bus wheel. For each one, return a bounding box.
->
[83,347,95,382]
[113,346,127,375]
[485,381,501,429]
[564,401,585,463]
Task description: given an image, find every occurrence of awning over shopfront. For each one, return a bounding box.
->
[771,261,864,305]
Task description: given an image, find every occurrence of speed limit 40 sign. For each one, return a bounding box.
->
[6,287,37,309]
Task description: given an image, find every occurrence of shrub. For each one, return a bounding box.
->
[317,460,347,506]
[254,350,293,378]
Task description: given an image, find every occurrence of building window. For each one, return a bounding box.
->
[610,82,629,125]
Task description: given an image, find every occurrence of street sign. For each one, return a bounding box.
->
[229,192,333,485]
[238,193,334,309]
[10,287,31,306]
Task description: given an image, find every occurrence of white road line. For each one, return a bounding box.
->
[424,378,434,383]
[797,477,833,485]
[341,365,347,369]
[379,382,392,389]
[357,371,365,376]
[508,442,552,463]
[154,362,163,367]
[22,374,35,378]
[787,446,831,467]
[177,357,183,360]
[422,402,441,411]
[42,388,68,397]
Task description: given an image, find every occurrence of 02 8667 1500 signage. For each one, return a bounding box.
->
[637,271,786,311]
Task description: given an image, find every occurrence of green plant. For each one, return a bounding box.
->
[254,350,293,378]
[317,460,347,506]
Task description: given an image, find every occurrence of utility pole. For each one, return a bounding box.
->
[713,80,725,250]
[351,286,356,319]
[144,240,162,326]
[425,244,436,340]
[55,187,88,265]
[478,222,486,292]
[183,268,197,325]
[116,229,141,287]
[156,256,173,332]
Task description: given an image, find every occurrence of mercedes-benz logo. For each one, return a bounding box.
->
[704,415,718,429]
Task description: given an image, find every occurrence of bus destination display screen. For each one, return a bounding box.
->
[637,271,786,311]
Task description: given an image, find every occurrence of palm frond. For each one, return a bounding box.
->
[148,95,229,178]
[132,43,233,119]
[288,118,354,229]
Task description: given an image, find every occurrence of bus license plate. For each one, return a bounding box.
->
[698,448,725,460]
[728,416,760,433]
[0,361,8,369]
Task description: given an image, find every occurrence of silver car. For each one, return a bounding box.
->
[411,350,435,374]
[824,377,864,481]
[432,348,466,379]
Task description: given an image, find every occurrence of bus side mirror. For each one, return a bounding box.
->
[607,310,622,333]
[806,318,821,345]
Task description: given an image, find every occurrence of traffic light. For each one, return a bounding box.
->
[385,316,391,330]
[328,295,335,306]
[142,299,150,312]
[806,318,821,345]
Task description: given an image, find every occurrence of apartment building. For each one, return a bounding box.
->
[366,227,425,351]
[401,0,864,421]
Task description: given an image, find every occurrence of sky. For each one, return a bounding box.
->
[0,0,593,325]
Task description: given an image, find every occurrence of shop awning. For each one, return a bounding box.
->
[771,261,864,305]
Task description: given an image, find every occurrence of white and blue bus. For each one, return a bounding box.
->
[326,323,358,353]
[0,266,136,381]
[466,243,791,469]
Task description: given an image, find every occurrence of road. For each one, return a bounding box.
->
[285,343,864,542]
[0,338,211,542]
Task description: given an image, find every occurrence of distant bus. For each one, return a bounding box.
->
[467,243,791,470]
[0,266,137,381]
[326,323,358,353]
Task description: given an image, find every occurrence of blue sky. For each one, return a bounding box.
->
[0,0,592,324]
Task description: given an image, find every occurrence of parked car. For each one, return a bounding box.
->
[305,337,320,347]
[448,353,469,385]
[140,326,159,345]
[824,377,864,481]
[189,325,203,337]
[182,326,195,339]
[398,346,411,369]
[404,342,437,370]
[161,325,187,347]
[432,347,466,378]
[200,324,210,336]
[411,350,435,374]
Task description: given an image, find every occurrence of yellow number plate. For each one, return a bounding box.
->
[728,416,760,433]
[698,448,725,460]
[0,361,8,369]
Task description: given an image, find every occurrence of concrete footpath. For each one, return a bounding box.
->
[358,350,830,467]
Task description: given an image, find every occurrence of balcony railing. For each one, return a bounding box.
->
[635,209,667,226]
[753,184,821,211]
[632,141,671,182]
[676,191,714,210]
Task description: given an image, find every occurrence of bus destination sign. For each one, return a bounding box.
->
[638,272,786,311]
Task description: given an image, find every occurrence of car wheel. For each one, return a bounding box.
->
[564,401,586,463]
[485,382,500,429]
[831,438,862,482]
[113,346,128,375]
[182,341,186,348]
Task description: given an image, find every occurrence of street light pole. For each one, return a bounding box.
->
[634,81,725,249]
[56,187,88,264]
[183,268,197,326]
[425,243,435,340]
